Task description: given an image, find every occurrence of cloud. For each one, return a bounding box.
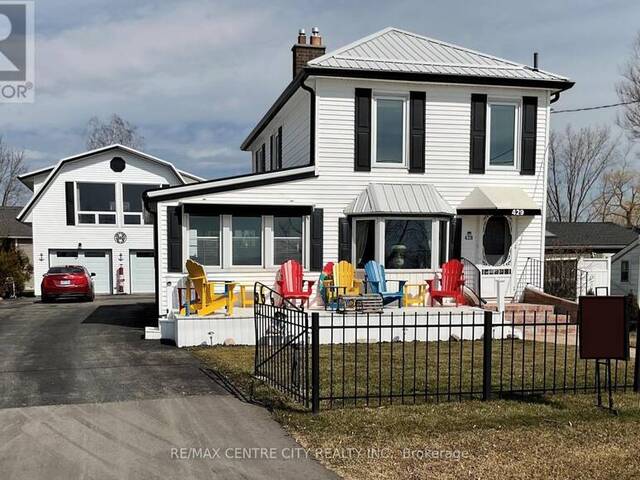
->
[2,0,640,180]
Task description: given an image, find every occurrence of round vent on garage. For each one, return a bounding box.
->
[110,157,126,172]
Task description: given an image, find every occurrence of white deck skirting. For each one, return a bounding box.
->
[150,306,522,348]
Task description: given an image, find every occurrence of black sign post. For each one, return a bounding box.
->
[579,296,630,415]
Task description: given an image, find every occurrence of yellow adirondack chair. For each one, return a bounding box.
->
[323,260,362,307]
[180,259,236,316]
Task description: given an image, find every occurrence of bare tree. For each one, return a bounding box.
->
[593,161,640,227]
[547,125,618,222]
[0,137,27,206]
[85,114,145,150]
[617,32,640,140]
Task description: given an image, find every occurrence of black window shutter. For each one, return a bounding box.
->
[65,182,75,225]
[167,206,183,273]
[409,91,426,173]
[520,96,538,175]
[277,126,283,169]
[338,217,352,262]
[310,208,323,271]
[449,217,462,260]
[354,88,371,172]
[469,94,487,174]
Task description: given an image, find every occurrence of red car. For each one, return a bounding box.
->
[41,265,95,302]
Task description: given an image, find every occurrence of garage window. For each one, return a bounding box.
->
[123,184,157,225]
[77,183,116,225]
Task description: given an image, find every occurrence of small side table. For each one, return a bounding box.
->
[403,282,429,307]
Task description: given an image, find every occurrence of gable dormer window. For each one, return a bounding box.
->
[77,182,116,225]
[372,95,407,167]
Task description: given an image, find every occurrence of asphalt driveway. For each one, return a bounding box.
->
[0,296,336,479]
[0,296,220,408]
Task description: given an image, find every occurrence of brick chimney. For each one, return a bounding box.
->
[292,27,325,78]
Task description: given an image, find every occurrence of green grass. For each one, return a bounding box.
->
[191,344,640,480]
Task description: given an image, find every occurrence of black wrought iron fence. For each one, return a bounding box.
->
[253,282,310,407]
[252,294,639,412]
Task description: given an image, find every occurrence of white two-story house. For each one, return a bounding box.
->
[17,144,201,296]
[144,27,573,320]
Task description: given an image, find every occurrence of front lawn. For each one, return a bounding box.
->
[191,345,640,479]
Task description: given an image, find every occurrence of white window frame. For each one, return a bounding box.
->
[121,182,159,227]
[230,215,265,268]
[186,213,223,269]
[76,181,117,226]
[371,94,409,168]
[351,216,441,271]
[486,99,521,171]
[481,215,513,267]
[272,215,305,267]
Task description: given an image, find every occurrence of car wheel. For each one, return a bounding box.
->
[41,295,52,303]
[86,292,95,302]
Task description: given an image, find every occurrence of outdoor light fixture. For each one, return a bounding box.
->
[77,242,82,249]
[118,253,124,262]
[38,253,44,262]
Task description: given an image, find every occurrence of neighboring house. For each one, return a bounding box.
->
[0,206,34,293]
[611,232,640,299]
[144,26,574,321]
[17,144,202,296]
[545,222,638,297]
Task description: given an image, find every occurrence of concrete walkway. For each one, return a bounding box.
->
[0,395,335,480]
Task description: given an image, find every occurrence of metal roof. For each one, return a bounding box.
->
[345,183,455,216]
[0,206,32,238]
[309,27,570,83]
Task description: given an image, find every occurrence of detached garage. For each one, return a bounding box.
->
[16,145,202,297]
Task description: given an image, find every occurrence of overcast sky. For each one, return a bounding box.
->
[3,0,639,179]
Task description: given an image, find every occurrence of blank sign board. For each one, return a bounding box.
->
[579,296,629,360]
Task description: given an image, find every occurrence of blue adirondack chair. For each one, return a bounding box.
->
[364,260,406,307]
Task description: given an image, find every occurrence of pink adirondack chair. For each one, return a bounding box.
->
[427,259,465,307]
[277,260,315,308]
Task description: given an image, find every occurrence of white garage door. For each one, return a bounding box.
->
[49,250,112,294]
[130,250,155,293]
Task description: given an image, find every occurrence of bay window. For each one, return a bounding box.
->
[189,215,220,266]
[273,216,302,265]
[488,102,517,167]
[373,96,406,166]
[77,183,116,224]
[123,183,156,225]
[232,216,262,266]
[384,219,432,269]
[355,219,376,268]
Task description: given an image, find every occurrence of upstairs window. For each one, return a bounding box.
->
[373,96,406,166]
[488,102,517,167]
[77,183,116,224]
[122,183,156,225]
[270,128,282,170]
[189,215,221,266]
[254,144,266,173]
[621,260,629,283]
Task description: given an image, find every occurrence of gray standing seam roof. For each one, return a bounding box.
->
[345,183,455,216]
[309,27,570,83]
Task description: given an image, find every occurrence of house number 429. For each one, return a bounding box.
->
[511,209,524,216]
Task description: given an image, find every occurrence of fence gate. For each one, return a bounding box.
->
[253,282,310,407]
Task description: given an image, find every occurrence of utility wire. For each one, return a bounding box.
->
[551,99,640,114]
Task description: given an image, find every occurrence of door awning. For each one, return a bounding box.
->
[457,186,541,215]
[345,183,455,216]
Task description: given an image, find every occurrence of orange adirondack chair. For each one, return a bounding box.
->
[427,259,465,307]
[277,260,315,308]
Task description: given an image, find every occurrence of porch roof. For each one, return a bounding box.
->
[344,183,455,217]
[457,186,541,215]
